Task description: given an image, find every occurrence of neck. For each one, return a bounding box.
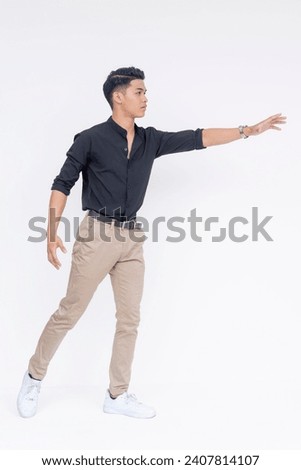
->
[111,112,135,134]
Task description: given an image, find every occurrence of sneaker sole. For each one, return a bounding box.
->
[103,406,156,419]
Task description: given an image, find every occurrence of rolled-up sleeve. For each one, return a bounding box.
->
[51,131,91,195]
[153,128,206,159]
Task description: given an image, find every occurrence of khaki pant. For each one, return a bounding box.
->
[28,213,146,397]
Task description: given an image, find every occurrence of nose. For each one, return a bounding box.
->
[143,95,148,103]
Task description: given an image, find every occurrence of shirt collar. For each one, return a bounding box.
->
[107,116,139,137]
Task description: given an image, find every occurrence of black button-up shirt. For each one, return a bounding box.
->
[51,116,206,221]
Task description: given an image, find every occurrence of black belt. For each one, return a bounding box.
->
[88,210,142,230]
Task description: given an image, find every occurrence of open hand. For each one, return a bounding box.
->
[247,113,287,136]
[47,235,67,270]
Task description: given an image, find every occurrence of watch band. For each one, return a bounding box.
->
[238,125,249,139]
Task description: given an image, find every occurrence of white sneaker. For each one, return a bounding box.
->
[103,390,156,419]
[17,371,41,418]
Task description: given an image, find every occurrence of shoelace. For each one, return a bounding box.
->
[125,393,142,405]
[25,384,40,401]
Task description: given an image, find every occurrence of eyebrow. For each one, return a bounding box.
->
[135,87,147,92]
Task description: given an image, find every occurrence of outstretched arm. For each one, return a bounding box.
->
[202,113,287,147]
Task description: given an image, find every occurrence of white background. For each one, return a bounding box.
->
[1,0,301,452]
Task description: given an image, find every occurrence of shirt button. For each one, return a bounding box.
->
[124,147,128,152]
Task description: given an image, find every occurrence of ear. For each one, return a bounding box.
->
[112,90,123,106]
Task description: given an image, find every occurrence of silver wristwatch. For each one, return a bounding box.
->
[238,125,249,139]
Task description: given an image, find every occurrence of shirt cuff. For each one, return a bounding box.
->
[195,128,206,149]
[50,184,70,196]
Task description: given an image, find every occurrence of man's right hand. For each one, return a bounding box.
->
[47,236,67,270]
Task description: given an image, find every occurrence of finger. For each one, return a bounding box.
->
[53,254,61,267]
[50,258,61,269]
[56,237,67,254]
[264,113,283,125]
[269,112,283,119]
[52,260,61,269]
[272,116,287,122]
[271,120,286,127]
[58,242,67,254]
[48,250,61,269]
[270,125,282,130]
[48,257,60,269]
[273,119,287,125]
[272,122,286,127]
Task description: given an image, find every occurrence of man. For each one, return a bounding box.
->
[17,66,286,419]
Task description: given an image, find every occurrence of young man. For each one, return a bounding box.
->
[17,66,286,419]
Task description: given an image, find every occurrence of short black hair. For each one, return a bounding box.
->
[103,66,145,109]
